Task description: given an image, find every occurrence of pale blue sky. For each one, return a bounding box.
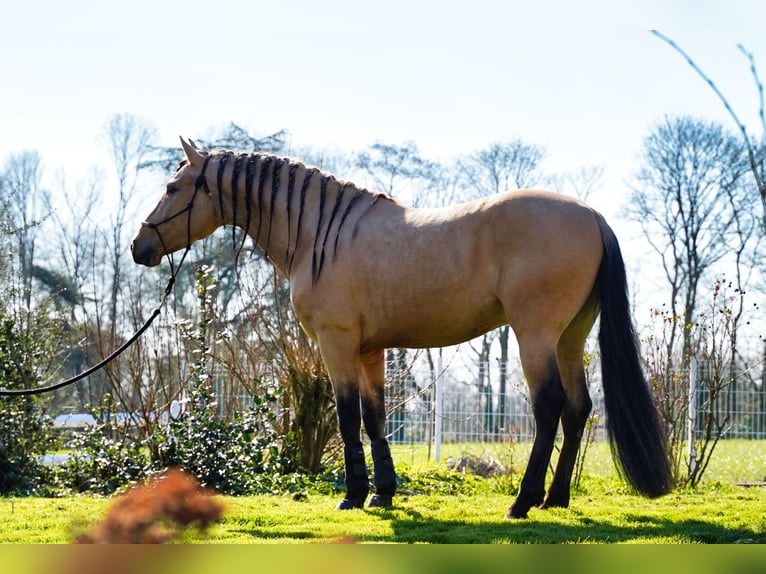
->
[4,2,766,198]
[3,1,766,239]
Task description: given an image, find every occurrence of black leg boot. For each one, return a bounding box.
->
[336,443,370,509]
[368,439,396,508]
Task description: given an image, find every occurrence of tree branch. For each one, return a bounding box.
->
[651,30,766,222]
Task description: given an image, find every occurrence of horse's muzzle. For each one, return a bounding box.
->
[130,237,161,267]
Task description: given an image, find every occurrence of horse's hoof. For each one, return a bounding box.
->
[336,498,364,510]
[504,506,529,519]
[367,494,393,508]
[506,491,542,519]
[541,497,569,510]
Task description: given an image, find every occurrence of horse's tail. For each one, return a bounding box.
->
[594,213,673,497]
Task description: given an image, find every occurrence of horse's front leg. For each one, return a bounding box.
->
[360,350,396,508]
[316,332,370,510]
[334,383,370,509]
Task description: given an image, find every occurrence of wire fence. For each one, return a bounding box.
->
[384,358,766,448]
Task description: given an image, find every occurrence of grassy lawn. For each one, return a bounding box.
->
[2,487,765,544]
[208,488,766,544]
[1,440,764,544]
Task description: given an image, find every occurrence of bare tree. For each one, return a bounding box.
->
[651,31,766,226]
[104,114,156,345]
[627,115,761,486]
[0,151,50,310]
[355,141,439,205]
[651,30,766,445]
[51,168,103,317]
[546,164,605,203]
[459,141,545,200]
[626,115,749,367]
[63,114,160,416]
[206,122,288,154]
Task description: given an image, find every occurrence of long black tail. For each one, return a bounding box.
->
[595,214,672,497]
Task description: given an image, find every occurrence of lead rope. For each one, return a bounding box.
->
[0,154,212,398]
[0,245,190,397]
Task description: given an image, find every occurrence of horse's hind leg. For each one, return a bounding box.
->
[360,350,396,508]
[541,346,592,508]
[507,337,566,519]
[542,302,597,509]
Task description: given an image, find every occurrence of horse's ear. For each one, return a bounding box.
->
[180,136,203,167]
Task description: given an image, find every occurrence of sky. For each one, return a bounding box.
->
[5,1,766,197]
[4,1,766,322]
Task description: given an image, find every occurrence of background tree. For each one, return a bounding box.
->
[650,31,766,482]
[104,114,156,344]
[70,114,158,416]
[0,202,64,494]
[546,164,604,203]
[0,151,50,310]
[459,140,546,200]
[354,141,440,204]
[651,32,766,227]
[627,115,749,367]
[627,115,758,485]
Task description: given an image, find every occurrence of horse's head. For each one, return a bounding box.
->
[131,138,220,267]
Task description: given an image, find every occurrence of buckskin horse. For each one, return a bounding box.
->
[131,138,671,518]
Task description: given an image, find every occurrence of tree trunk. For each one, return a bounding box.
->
[497,325,510,439]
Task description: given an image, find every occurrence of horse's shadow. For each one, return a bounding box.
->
[232,504,763,544]
[377,507,762,544]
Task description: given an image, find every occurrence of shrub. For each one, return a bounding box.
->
[150,382,286,495]
[0,315,60,495]
[57,397,149,495]
[0,398,56,495]
[149,265,287,494]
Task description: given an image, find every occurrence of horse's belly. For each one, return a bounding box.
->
[362,297,506,351]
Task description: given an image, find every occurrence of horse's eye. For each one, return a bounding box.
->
[166,185,179,195]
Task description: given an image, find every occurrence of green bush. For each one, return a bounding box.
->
[57,409,149,495]
[150,382,286,495]
[0,398,56,495]
[397,463,495,497]
[0,315,60,495]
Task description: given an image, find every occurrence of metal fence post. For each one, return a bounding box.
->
[688,354,698,475]
[434,350,444,462]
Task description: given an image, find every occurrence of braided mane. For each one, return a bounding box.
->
[198,150,392,283]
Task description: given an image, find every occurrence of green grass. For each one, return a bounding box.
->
[2,487,765,544]
[2,440,764,544]
[216,487,766,543]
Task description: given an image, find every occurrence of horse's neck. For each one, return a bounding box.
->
[223,154,293,276]
[220,154,380,282]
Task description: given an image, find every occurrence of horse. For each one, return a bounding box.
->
[131,138,672,518]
